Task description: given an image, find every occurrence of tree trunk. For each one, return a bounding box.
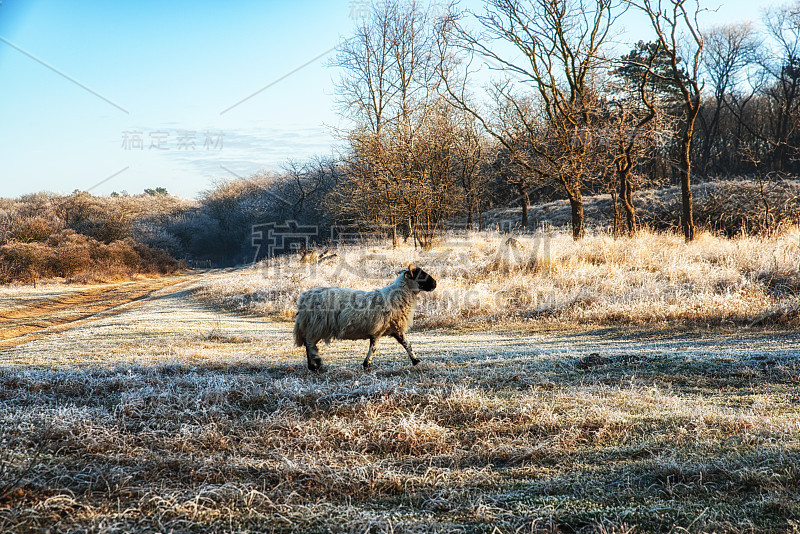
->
[568,190,585,240]
[680,133,695,242]
[519,187,529,228]
[610,189,620,237]
[618,167,637,235]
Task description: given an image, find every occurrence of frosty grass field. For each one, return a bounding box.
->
[1,229,799,532]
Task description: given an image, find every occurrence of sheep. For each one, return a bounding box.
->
[293,264,437,371]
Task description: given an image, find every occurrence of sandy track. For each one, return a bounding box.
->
[0,274,198,350]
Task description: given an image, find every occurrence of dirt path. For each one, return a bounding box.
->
[0,274,198,350]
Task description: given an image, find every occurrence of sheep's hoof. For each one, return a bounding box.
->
[362,362,372,372]
[411,358,421,366]
[308,359,322,372]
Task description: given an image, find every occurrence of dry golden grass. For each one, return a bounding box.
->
[196,228,800,328]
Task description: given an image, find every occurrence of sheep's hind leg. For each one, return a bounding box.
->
[362,337,377,370]
[305,340,322,372]
[392,333,420,366]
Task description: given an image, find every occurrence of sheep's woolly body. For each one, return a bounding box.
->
[294,273,416,347]
[294,265,436,371]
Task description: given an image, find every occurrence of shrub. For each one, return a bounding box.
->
[7,217,60,244]
[0,242,48,283]
[0,229,183,284]
[73,219,133,244]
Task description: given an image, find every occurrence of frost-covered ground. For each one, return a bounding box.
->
[1,272,799,532]
[4,269,797,368]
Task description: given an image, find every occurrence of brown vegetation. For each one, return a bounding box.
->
[0,230,182,285]
[0,191,190,284]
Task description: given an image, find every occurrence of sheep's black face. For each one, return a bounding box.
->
[408,266,437,292]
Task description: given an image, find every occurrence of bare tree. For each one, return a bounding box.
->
[624,0,704,241]
[333,1,429,244]
[451,111,489,227]
[406,100,465,248]
[606,43,668,235]
[760,4,800,172]
[333,2,404,244]
[334,5,395,139]
[333,1,463,248]
[698,23,759,174]
[441,0,623,239]
[486,143,539,229]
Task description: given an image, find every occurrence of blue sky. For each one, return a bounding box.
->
[0,0,779,199]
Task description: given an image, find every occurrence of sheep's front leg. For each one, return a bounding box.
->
[305,340,322,372]
[362,337,377,370]
[391,333,420,366]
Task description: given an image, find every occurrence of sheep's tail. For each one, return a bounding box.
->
[293,294,306,347]
[293,315,305,347]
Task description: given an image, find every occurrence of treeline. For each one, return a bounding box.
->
[0,191,186,283]
[322,0,800,242]
[0,163,339,281]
